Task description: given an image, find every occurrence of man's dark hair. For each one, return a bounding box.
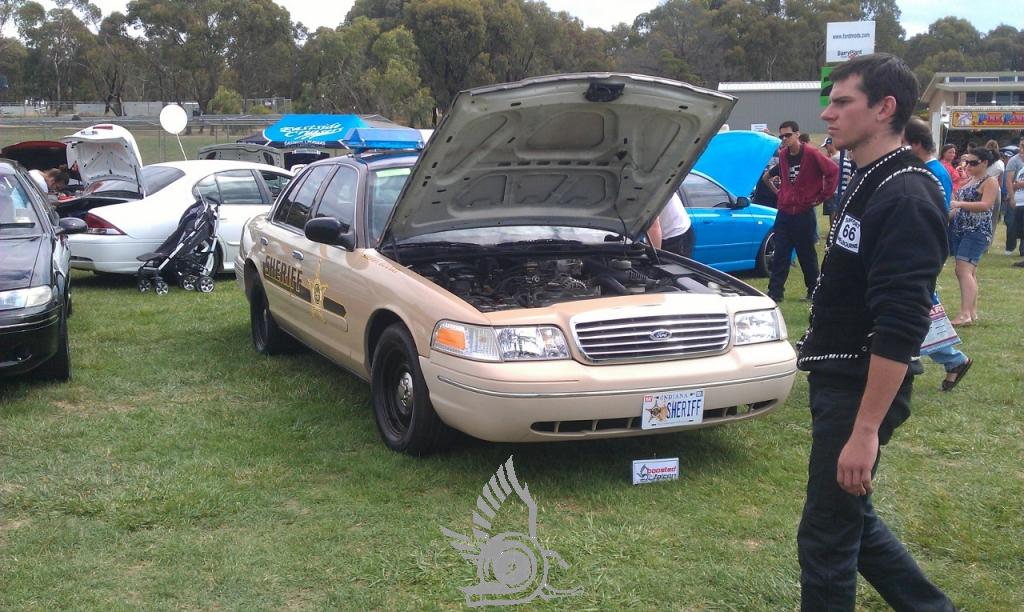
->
[903,117,935,153]
[779,120,799,132]
[829,53,919,135]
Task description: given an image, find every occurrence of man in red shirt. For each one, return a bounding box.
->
[767,121,839,302]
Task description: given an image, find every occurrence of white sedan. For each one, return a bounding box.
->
[59,160,293,274]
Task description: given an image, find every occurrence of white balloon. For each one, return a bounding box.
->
[159,104,188,135]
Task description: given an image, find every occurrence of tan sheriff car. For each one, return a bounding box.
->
[235,73,797,454]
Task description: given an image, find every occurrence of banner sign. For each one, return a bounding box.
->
[826,21,875,63]
[949,108,1024,130]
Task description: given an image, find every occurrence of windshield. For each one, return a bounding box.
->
[368,166,412,244]
[83,165,185,197]
[0,170,41,237]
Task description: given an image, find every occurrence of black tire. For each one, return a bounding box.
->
[755,231,776,277]
[370,324,455,455]
[36,304,71,382]
[250,281,293,355]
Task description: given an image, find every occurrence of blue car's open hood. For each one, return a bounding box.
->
[692,130,780,197]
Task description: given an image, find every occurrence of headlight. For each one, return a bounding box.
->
[431,321,570,361]
[0,286,55,311]
[734,309,782,345]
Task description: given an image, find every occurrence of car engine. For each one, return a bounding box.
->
[410,252,739,312]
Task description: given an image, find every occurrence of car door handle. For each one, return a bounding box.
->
[259,237,269,245]
[291,250,304,261]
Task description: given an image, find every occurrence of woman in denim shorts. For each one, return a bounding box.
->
[949,148,1000,325]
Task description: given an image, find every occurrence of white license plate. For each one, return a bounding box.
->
[641,389,704,430]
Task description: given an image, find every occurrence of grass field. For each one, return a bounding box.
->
[2,221,1023,609]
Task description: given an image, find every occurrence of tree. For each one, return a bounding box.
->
[84,12,143,115]
[223,0,294,111]
[15,0,98,113]
[127,0,235,114]
[406,0,486,113]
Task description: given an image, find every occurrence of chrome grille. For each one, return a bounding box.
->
[573,313,730,363]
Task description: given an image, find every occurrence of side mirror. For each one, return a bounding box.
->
[57,217,87,234]
[729,196,750,210]
[305,216,354,251]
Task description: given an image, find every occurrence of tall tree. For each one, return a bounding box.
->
[127,0,234,113]
[406,0,486,114]
[223,0,295,111]
[15,0,98,112]
[84,12,142,115]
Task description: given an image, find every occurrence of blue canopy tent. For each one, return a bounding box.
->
[239,114,407,149]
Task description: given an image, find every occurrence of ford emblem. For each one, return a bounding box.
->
[650,329,672,341]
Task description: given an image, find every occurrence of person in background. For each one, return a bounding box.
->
[647,192,694,258]
[939,144,960,193]
[983,140,1005,230]
[767,120,838,303]
[1008,140,1024,267]
[949,148,1000,326]
[821,137,840,229]
[41,168,70,193]
[904,117,973,391]
[1003,139,1024,256]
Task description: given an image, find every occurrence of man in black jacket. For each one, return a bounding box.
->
[797,54,954,611]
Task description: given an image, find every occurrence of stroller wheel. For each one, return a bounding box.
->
[197,275,215,294]
[181,275,197,291]
[154,278,170,295]
[137,278,152,293]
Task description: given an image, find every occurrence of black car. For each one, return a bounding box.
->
[0,158,86,381]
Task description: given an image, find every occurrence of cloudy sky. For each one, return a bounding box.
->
[13,1,1024,40]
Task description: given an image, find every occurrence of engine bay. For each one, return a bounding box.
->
[409,250,746,312]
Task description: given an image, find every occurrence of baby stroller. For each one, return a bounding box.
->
[136,195,219,295]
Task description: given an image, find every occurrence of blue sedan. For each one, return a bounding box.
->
[679,129,782,275]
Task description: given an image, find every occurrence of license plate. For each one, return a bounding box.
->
[641,389,704,430]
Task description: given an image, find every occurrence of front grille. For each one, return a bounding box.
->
[573,312,730,363]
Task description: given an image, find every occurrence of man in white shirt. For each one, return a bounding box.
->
[647,192,694,257]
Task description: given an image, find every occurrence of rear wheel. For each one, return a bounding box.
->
[250,281,293,355]
[197,276,215,293]
[755,231,776,277]
[370,324,455,455]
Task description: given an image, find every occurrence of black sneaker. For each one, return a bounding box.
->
[1014,260,1024,268]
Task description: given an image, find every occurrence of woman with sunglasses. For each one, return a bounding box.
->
[949,148,1000,325]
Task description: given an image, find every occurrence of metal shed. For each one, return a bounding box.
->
[717,81,826,135]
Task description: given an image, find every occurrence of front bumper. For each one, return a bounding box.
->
[421,340,797,442]
[69,234,161,274]
[0,304,61,377]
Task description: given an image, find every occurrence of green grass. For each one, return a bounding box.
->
[2,227,1023,610]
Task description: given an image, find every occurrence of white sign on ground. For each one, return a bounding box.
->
[826,21,875,63]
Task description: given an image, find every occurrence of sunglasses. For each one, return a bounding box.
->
[964,159,981,167]
[780,132,796,139]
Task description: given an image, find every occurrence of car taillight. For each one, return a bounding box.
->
[83,213,125,235]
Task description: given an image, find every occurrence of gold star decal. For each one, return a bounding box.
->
[308,260,328,321]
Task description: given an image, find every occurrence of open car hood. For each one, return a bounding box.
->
[382,73,734,244]
[692,130,781,197]
[62,124,144,196]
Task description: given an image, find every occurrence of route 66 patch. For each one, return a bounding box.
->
[836,215,861,253]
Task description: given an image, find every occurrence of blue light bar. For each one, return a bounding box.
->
[342,128,424,152]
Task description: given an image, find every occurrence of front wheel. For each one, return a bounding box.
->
[755,231,776,277]
[36,303,71,382]
[370,324,455,455]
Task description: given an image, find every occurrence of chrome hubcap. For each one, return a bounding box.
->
[395,372,414,412]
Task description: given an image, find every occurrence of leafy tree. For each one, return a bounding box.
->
[15,0,98,112]
[223,0,294,111]
[208,85,242,113]
[346,0,405,30]
[406,0,487,113]
[127,0,234,114]
[0,38,27,102]
[84,12,142,115]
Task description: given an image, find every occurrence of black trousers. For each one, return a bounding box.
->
[768,209,819,301]
[662,227,694,258]
[1007,206,1024,254]
[798,374,953,611]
